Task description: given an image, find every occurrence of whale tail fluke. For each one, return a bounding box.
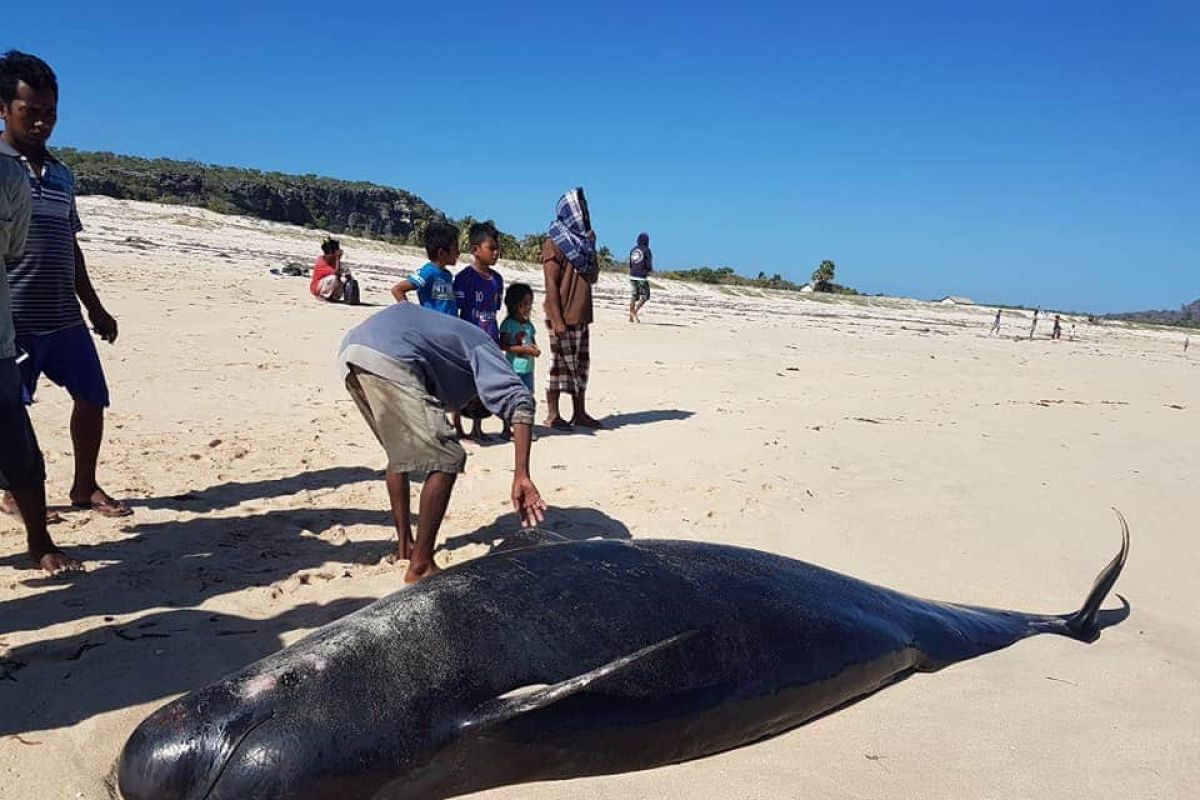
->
[1061,509,1131,642]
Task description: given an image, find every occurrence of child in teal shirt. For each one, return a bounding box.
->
[499,283,539,438]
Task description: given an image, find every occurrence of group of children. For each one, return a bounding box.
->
[390,220,539,440]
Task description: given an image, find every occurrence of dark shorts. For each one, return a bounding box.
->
[15,324,111,407]
[0,357,46,491]
[630,278,650,301]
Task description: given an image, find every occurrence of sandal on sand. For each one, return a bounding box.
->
[546,418,573,431]
[71,492,133,518]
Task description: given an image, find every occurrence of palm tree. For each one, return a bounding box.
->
[811,260,836,291]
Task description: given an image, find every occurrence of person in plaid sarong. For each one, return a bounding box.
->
[542,187,602,429]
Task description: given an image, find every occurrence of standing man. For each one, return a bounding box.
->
[542,187,602,429]
[628,231,652,323]
[0,51,130,518]
[0,82,79,574]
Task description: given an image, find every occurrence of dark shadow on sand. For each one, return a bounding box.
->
[0,507,396,636]
[0,598,374,736]
[132,466,382,513]
[441,506,632,555]
[533,409,695,438]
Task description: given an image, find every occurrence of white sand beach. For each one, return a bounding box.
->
[2,196,1197,799]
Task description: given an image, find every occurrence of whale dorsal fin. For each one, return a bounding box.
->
[460,630,697,731]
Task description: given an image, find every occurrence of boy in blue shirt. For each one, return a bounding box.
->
[390,221,459,313]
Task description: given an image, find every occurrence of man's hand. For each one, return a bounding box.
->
[550,318,567,337]
[90,307,118,343]
[511,475,546,528]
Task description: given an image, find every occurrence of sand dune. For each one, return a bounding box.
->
[1,196,1196,799]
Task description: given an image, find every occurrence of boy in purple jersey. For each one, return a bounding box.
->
[452,222,504,439]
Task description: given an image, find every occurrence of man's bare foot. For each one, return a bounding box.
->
[403,561,442,583]
[70,487,132,518]
[571,414,604,429]
[31,548,83,577]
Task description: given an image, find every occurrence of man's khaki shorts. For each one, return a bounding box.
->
[345,366,466,475]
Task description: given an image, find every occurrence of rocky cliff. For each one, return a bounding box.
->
[57,149,444,241]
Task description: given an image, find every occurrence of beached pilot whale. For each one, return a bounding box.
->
[116,514,1130,800]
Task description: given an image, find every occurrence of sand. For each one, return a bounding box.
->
[1,196,1197,799]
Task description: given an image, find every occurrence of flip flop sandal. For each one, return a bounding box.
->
[72,498,133,518]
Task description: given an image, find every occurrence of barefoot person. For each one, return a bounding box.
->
[338,302,545,582]
[0,101,79,575]
[542,187,602,429]
[0,51,130,519]
[628,231,652,323]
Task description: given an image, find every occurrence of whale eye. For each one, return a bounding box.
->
[279,670,301,688]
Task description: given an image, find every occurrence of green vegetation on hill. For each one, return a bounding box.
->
[57,148,849,293]
[1103,299,1200,328]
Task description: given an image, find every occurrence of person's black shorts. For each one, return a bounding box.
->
[0,356,46,491]
[630,278,650,301]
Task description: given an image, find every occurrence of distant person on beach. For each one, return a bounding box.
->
[453,222,505,440]
[338,302,545,582]
[628,232,652,323]
[990,308,1002,335]
[0,50,131,521]
[1029,307,1040,340]
[390,221,459,313]
[1069,323,1076,341]
[1,89,79,575]
[499,283,539,439]
[1185,336,1190,353]
[309,238,359,304]
[543,187,602,429]
[1052,314,1063,340]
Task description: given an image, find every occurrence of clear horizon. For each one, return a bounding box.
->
[9,1,1198,313]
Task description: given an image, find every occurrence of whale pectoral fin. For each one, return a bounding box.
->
[461,630,698,731]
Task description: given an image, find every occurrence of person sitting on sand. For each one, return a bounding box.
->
[1,50,130,520]
[338,302,545,582]
[628,232,652,323]
[310,238,358,303]
[390,221,459,314]
[542,187,602,429]
[0,78,80,575]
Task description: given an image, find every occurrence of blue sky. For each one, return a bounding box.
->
[10,1,1197,311]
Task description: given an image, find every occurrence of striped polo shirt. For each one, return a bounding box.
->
[5,147,84,336]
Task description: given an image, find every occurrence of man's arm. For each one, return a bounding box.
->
[509,422,545,527]
[74,240,117,343]
[3,168,31,265]
[391,278,417,303]
[542,247,566,336]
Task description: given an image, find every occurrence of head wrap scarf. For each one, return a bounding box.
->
[548,188,597,280]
